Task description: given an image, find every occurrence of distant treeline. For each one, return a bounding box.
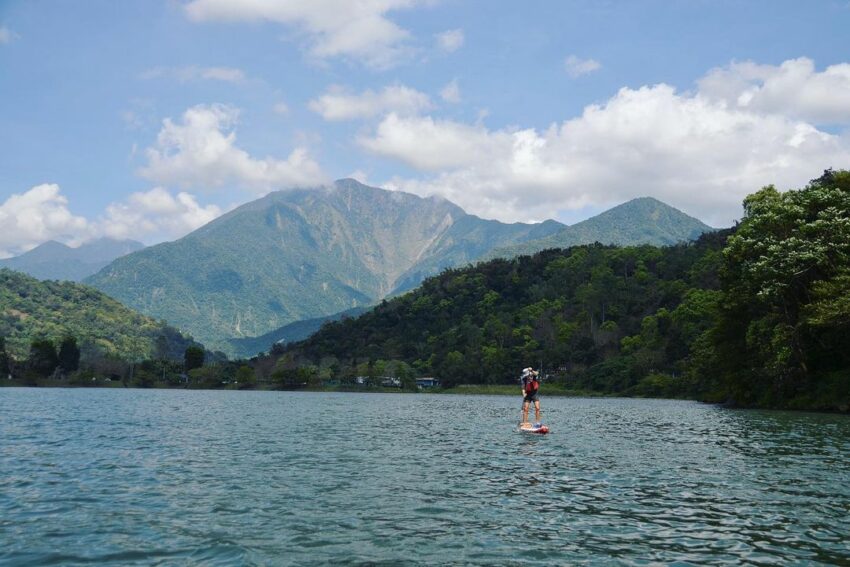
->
[265,169,850,411]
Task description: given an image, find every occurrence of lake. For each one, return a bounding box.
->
[1,388,848,565]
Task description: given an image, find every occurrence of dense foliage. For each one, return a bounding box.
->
[0,269,197,361]
[710,169,850,408]
[276,233,727,396]
[273,170,850,410]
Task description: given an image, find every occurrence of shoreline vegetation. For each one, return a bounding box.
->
[2,170,849,413]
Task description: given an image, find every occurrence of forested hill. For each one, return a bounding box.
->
[0,269,198,360]
[487,197,714,260]
[275,233,728,396]
[269,169,850,411]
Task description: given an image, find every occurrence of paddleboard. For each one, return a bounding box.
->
[518,422,549,434]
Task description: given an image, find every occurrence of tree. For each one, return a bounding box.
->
[235,365,255,388]
[58,336,80,374]
[28,339,59,378]
[184,346,205,372]
[0,336,9,377]
[712,170,850,405]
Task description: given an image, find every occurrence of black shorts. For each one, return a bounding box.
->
[523,392,539,403]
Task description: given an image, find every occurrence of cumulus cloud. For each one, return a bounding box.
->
[139,104,327,191]
[309,84,432,121]
[564,55,601,78]
[184,0,424,68]
[698,57,850,125]
[361,62,850,226]
[435,29,464,53]
[0,184,89,258]
[0,184,227,256]
[440,79,461,103]
[99,188,222,242]
[140,66,246,83]
[273,101,290,115]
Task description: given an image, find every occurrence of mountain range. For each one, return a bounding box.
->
[83,179,713,355]
[486,197,713,260]
[0,238,145,281]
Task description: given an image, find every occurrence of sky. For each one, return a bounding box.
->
[1,0,849,257]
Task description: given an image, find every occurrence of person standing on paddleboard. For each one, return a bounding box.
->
[520,367,541,425]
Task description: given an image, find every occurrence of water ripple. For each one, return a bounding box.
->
[1,389,849,565]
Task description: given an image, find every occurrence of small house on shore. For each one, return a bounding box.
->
[416,377,440,389]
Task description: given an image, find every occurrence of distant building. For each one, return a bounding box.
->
[416,377,440,389]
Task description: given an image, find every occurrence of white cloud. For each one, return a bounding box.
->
[99,188,223,242]
[698,57,850,125]
[273,101,290,115]
[309,84,432,121]
[0,184,227,256]
[0,25,18,44]
[140,66,246,83]
[359,112,507,171]
[184,0,425,68]
[435,29,464,53]
[360,62,850,226]
[564,55,601,78]
[139,104,327,191]
[440,79,461,103]
[0,184,89,258]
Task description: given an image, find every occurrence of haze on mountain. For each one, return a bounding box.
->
[85,179,713,355]
[0,238,145,282]
[486,197,714,260]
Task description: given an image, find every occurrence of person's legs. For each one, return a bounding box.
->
[521,400,530,423]
[533,400,541,422]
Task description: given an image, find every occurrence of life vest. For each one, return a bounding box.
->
[524,377,539,394]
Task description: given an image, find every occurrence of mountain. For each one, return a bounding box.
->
[0,238,145,281]
[228,306,369,358]
[485,197,714,260]
[0,268,196,360]
[86,179,565,353]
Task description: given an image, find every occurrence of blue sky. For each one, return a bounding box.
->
[1,0,849,256]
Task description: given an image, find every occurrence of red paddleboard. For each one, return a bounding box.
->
[519,423,549,434]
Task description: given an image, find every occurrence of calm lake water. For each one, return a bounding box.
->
[1,388,848,566]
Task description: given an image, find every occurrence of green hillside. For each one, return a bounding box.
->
[488,197,713,259]
[86,179,564,353]
[0,268,197,360]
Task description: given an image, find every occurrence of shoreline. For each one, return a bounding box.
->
[4,381,848,413]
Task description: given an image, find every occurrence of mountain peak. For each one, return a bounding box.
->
[0,237,145,281]
[485,197,715,260]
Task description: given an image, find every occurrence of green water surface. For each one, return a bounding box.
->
[1,389,848,565]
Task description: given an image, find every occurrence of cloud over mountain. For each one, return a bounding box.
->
[0,185,88,258]
[138,104,327,191]
[360,58,850,226]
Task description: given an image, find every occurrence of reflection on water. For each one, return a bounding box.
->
[1,389,848,565]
